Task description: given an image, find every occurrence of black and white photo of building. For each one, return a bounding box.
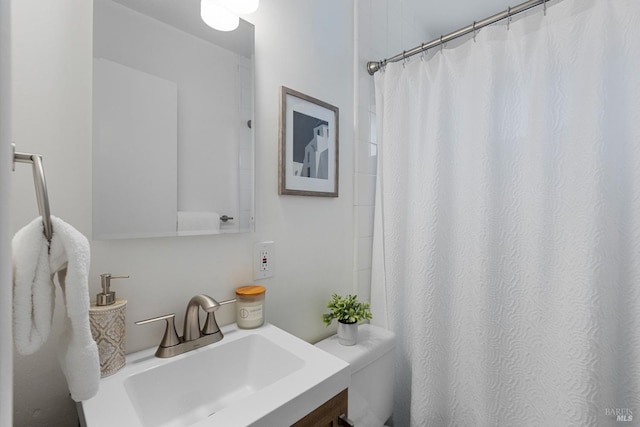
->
[292,111,329,180]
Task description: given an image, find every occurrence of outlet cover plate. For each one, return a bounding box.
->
[254,241,275,280]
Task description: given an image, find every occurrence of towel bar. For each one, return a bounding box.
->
[12,143,53,242]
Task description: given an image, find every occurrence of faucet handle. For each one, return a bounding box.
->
[202,312,221,335]
[135,313,181,348]
[202,298,236,335]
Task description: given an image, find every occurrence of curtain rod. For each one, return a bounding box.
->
[366,0,551,75]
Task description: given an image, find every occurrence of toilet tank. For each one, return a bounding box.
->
[315,324,395,427]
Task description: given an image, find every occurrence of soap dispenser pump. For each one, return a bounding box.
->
[89,273,130,377]
[96,273,129,306]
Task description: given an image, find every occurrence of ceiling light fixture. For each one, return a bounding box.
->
[219,0,259,15]
[200,0,240,32]
[200,0,259,32]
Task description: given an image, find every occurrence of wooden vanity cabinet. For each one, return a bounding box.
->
[291,388,352,427]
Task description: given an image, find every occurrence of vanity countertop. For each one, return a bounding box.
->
[79,323,350,427]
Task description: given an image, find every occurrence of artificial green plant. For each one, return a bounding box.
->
[322,293,372,326]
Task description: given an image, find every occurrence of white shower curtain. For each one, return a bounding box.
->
[371,0,640,425]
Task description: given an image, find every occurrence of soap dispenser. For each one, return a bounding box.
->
[89,274,129,377]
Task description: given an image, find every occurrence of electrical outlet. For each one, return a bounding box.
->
[254,241,275,279]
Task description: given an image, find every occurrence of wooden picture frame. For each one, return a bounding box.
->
[279,86,339,197]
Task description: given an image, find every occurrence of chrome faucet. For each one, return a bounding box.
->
[136,294,235,358]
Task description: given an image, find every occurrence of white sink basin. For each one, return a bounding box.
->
[80,323,349,427]
[125,334,305,426]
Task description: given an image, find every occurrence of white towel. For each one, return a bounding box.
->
[13,216,100,401]
[12,217,54,354]
[177,211,220,233]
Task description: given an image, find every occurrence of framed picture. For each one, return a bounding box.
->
[279,86,339,197]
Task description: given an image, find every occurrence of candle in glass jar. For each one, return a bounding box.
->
[235,285,266,329]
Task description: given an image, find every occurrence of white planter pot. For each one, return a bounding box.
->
[337,322,358,346]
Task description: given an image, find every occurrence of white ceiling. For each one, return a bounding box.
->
[405,0,520,39]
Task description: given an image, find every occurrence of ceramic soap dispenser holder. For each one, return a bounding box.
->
[89,273,129,377]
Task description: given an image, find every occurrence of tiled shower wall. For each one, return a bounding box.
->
[354,0,429,301]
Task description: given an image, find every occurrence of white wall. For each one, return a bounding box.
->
[353,0,430,301]
[11,1,94,424]
[10,0,354,425]
[0,0,13,425]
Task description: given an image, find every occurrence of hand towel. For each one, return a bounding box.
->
[12,216,100,401]
[12,217,54,355]
[48,216,100,401]
[177,211,220,233]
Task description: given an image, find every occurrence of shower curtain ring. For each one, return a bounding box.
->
[543,0,547,16]
[472,21,477,42]
[402,51,407,68]
[420,43,426,61]
[507,7,512,30]
[440,35,444,54]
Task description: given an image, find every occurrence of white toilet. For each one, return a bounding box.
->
[315,324,395,427]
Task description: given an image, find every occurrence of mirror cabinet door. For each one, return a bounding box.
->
[92,0,255,239]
